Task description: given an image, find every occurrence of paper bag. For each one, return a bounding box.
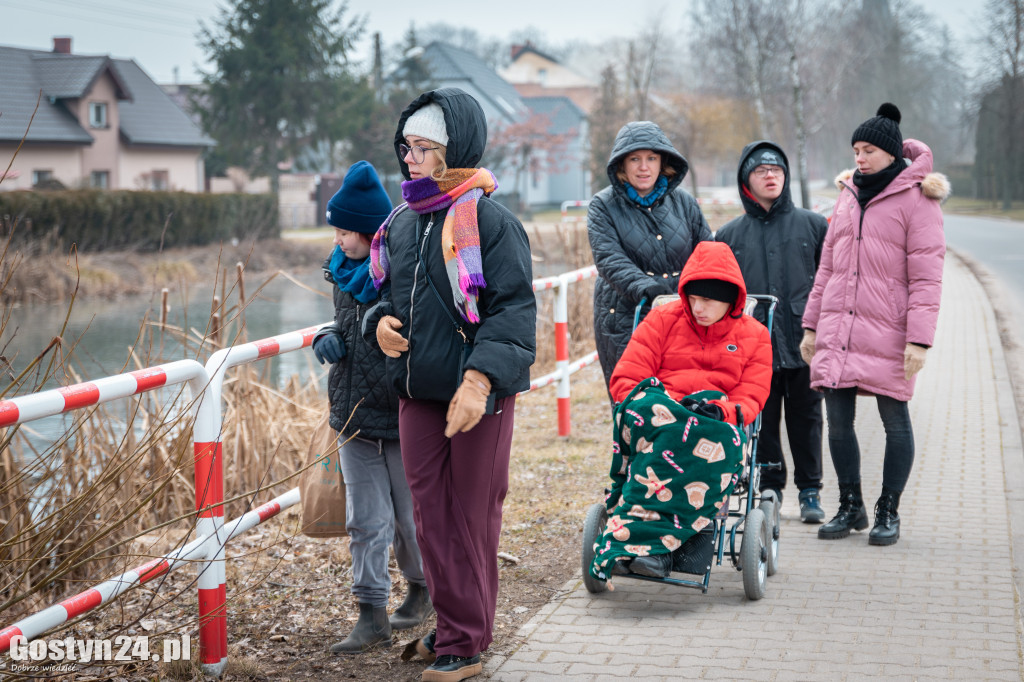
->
[300,412,347,538]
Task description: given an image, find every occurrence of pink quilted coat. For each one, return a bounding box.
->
[802,139,949,401]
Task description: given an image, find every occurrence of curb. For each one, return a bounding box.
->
[949,247,1024,663]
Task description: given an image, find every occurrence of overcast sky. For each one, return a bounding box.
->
[0,0,981,84]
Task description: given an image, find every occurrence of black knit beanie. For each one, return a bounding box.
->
[851,103,903,161]
[683,279,738,304]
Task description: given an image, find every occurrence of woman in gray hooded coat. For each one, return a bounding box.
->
[587,121,712,391]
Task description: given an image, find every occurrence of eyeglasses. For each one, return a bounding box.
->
[752,165,785,178]
[399,144,440,164]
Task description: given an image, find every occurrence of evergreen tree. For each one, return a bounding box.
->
[194,0,364,192]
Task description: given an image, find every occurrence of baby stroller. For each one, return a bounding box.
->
[581,294,780,600]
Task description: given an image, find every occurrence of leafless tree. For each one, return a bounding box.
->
[692,0,847,207]
[977,0,1024,207]
[616,19,680,121]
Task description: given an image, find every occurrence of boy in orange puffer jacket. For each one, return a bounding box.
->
[605,241,773,578]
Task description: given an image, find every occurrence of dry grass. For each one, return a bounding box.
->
[0,218,618,679]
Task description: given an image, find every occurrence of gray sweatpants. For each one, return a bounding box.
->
[339,435,425,606]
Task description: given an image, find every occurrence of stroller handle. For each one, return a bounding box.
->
[633,294,780,332]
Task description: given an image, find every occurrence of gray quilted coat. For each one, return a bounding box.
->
[587,121,712,388]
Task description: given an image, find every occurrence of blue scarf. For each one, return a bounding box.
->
[329,246,378,304]
[625,175,669,207]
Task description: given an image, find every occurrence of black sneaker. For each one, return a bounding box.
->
[421,653,482,682]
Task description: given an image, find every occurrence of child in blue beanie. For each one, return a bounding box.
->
[311,160,431,653]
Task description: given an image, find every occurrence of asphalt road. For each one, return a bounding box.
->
[943,212,1024,446]
[943,212,1024,348]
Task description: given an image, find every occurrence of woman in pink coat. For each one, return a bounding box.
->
[800,103,949,546]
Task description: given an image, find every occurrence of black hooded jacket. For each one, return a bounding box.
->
[587,121,712,388]
[363,88,536,402]
[714,141,828,370]
[315,257,399,439]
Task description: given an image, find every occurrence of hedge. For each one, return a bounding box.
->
[0,190,279,251]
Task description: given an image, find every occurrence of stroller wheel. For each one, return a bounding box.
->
[582,502,609,594]
[758,492,781,576]
[740,507,769,600]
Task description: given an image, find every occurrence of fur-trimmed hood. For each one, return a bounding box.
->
[834,138,950,202]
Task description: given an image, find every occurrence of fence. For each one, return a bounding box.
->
[0,252,606,671]
[529,265,599,435]
[0,327,322,676]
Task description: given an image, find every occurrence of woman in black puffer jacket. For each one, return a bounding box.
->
[588,121,712,392]
[363,87,536,681]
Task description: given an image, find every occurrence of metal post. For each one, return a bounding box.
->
[555,277,571,436]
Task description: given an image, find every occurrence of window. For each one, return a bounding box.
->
[150,170,169,191]
[32,170,53,186]
[88,102,108,128]
[90,170,109,189]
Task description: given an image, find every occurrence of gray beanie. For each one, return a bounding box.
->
[742,147,787,182]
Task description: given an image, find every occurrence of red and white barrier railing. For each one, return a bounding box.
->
[0,487,301,658]
[0,326,326,676]
[0,258,606,668]
[0,359,208,429]
[193,326,319,673]
[530,264,599,436]
[560,199,589,223]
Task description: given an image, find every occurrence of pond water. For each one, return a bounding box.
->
[2,271,334,451]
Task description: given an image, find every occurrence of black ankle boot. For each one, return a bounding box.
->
[869,488,901,546]
[818,483,869,540]
[389,581,433,630]
[330,602,391,654]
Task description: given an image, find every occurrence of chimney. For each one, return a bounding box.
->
[53,37,72,54]
[511,44,523,61]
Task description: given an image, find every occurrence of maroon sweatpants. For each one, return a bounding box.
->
[398,395,516,657]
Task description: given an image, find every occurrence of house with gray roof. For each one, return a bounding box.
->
[0,38,213,192]
[519,95,590,207]
[410,41,589,208]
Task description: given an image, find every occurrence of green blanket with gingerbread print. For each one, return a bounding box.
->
[589,377,747,580]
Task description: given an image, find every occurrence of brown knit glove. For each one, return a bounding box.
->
[445,369,492,437]
[376,315,409,358]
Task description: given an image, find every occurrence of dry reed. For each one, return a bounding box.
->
[0,220,596,661]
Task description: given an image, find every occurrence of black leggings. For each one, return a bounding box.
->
[824,387,915,493]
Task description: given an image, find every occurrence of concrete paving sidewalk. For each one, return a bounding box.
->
[486,253,1024,681]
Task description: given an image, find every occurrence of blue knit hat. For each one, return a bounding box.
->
[326,161,393,234]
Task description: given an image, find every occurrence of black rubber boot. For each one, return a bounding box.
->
[868,488,901,546]
[330,602,391,654]
[817,483,869,540]
[389,581,434,630]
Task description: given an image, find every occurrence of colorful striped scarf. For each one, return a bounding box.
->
[370,168,497,323]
